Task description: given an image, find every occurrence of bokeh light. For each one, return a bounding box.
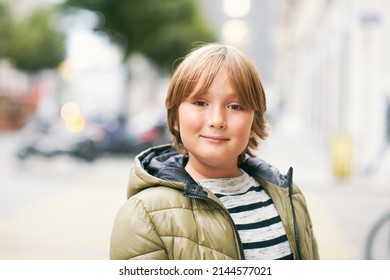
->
[60,102,85,132]
[223,0,251,18]
[222,19,249,46]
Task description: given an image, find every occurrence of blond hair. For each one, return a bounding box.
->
[165,43,269,161]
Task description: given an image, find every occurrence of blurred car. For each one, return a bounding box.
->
[17,118,101,162]
[91,114,169,156]
[16,113,170,162]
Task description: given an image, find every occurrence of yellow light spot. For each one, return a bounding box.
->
[65,115,86,133]
[60,102,85,132]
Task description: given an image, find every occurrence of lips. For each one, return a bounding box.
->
[201,135,229,143]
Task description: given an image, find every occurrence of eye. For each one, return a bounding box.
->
[228,104,244,111]
[193,100,207,107]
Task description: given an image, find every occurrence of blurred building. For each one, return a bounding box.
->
[273,0,390,173]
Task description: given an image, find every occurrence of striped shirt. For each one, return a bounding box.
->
[198,170,293,260]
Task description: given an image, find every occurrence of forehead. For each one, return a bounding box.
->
[188,67,243,100]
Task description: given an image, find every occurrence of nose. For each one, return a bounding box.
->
[208,106,226,129]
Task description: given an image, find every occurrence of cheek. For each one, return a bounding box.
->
[176,105,203,133]
[231,114,254,136]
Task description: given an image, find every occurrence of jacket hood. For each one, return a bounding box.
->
[128,144,292,198]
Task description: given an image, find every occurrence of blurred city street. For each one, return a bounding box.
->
[1,0,390,262]
[0,130,129,260]
[1,122,389,260]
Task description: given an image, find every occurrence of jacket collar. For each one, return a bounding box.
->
[138,144,290,189]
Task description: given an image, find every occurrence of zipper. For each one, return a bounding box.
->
[183,182,246,260]
[287,167,302,260]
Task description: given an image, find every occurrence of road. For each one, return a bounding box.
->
[0,131,129,259]
[0,129,389,260]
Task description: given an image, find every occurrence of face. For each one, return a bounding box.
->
[175,67,255,179]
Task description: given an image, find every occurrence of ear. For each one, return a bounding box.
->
[250,130,255,138]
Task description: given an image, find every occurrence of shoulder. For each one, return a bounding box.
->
[127,185,191,213]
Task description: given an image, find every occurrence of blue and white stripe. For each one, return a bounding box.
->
[198,170,293,260]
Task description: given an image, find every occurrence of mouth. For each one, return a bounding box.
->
[201,135,230,143]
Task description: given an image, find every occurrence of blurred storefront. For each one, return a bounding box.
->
[273,0,390,176]
[0,59,35,131]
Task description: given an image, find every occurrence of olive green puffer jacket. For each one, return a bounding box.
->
[109,145,319,260]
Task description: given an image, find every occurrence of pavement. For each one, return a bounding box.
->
[0,130,129,260]
[0,124,389,260]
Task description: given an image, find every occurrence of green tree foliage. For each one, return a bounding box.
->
[0,3,14,56]
[63,0,215,72]
[0,3,66,72]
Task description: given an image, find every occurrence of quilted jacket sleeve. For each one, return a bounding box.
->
[109,197,168,260]
[292,184,320,260]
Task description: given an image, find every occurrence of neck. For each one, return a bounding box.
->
[185,159,242,180]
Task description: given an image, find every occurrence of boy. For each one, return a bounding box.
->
[110,43,319,260]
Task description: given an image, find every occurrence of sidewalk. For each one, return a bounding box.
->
[0,131,129,260]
